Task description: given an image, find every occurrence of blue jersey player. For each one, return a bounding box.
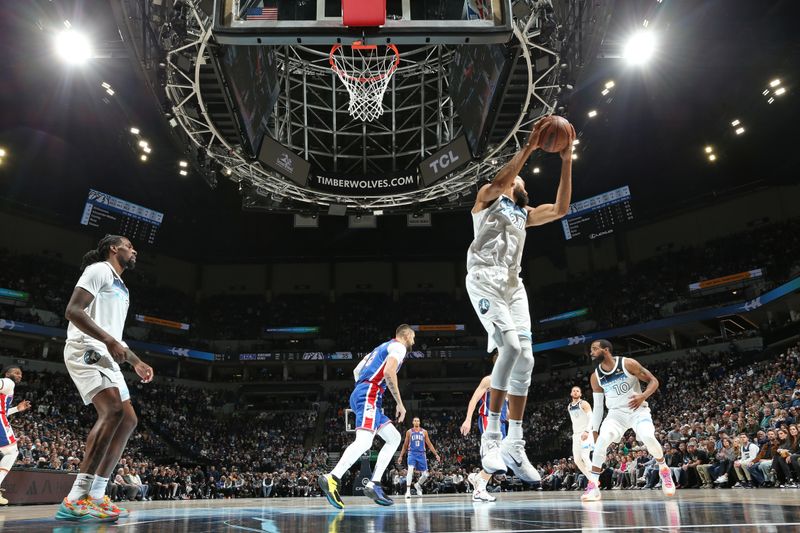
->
[397,417,440,498]
[319,325,415,509]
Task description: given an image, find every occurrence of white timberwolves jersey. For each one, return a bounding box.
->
[568,401,590,435]
[467,195,527,273]
[595,357,646,411]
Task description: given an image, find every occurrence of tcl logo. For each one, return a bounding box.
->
[428,150,461,174]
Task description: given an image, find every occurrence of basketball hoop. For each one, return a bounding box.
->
[330,42,400,122]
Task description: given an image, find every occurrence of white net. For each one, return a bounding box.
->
[330,43,400,122]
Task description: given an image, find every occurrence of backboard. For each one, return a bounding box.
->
[213,0,513,45]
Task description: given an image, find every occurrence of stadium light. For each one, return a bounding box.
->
[143,146,152,154]
[587,110,598,118]
[708,154,717,162]
[223,167,233,176]
[731,119,740,127]
[179,170,188,176]
[573,139,580,146]
[106,88,114,96]
[138,140,148,148]
[704,146,713,154]
[623,31,656,65]
[0,148,6,158]
[774,87,786,96]
[54,30,92,65]
[605,80,615,89]
[770,79,781,87]
[140,154,148,162]
[572,153,578,160]
[533,167,540,174]
[179,160,188,168]
[735,127,745,135]
[130,127,140,135]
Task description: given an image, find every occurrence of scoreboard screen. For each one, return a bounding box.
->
[80,189,164,245]
[561,186,634,241]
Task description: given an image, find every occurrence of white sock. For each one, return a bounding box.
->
[588,471,600,485]
[366,480,375,489]
[418,472,429,486]
[487,411,501,434]
[508,419,523,440]
[89,475,110,501]
[406,467,414,490]
[0,469,8,487]
[67,473,95,502]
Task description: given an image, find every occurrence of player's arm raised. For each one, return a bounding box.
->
[474,121,545,210]
[526,127,575,227]
[590,372,604,442]
[397,430,411,465]
[624,358,659,410]
[384,356,406,423]
[424,430,441,462]
[460,375,492,436]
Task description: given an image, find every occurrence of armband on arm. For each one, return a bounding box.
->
[591,393,605,432]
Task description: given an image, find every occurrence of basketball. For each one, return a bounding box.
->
[538,116,574,153]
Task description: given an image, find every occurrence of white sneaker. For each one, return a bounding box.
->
[467,473,480,492]
[500,439,540,482]
[472,489,496,502]
[714,474,728,484]
[480,432,506,474]
[414,482,423,496]
[581,481,601,502]
[405,490,411,499]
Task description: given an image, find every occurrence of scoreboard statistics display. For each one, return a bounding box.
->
[561,186,634,241]
[80,189,164,245]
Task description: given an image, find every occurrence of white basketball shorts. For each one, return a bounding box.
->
[64,341,130,405]
[466,267,531,351]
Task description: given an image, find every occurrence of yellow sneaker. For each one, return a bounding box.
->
[318,474,345,509]
[93,495,130,518]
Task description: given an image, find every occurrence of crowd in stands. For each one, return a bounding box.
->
[3,218,799,353]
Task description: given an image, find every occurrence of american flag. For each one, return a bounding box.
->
[246,7,278,20]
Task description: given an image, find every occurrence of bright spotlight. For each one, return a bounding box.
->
[704,146,713,154]
[774,87,786,96]
[54,30,92,65]
[731,119,740,127]
[105,88,115,96]
[623,31,656,65]
[143,146,152,154]
[223,167,233,176]
[735,127,745,135]
[601,88,610,96]
[140,154,148,162]
[708,154,717,162]
[587,110,598,118]
[533,167,540,174]
[770,79,781,87]
[571,153,578,160]
[179,160,188,168]
[179,170,188,176]
[138,140,148,148]
[0,148,5,158]
[572,139,580,146]
[604,80,615,89]
[130,127,140,135]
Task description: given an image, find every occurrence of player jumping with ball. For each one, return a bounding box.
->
[465,116,574,479]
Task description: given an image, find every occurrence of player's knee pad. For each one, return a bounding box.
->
[0,446,18,470]
[591,436,610,470]
[490,330,522,390]
[378,423,402,449]
[507,334,534,396]
[351,429,376,454]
